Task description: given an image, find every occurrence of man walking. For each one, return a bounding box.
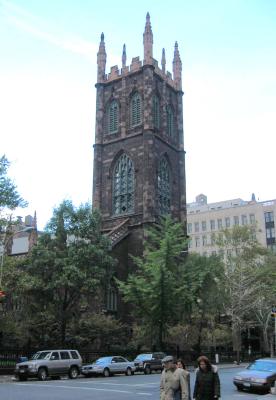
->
[160,356,180,400]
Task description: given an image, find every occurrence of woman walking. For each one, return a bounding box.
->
[193,356,220,400]
[174,359,191,400]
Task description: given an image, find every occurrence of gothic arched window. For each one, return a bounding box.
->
[108,100,119,134]
[153,95,160,129]
[113,154,134,215]
[166,105,174,137]
[157,158,171,215]
[107,287,118,312]
[130,92,142,127]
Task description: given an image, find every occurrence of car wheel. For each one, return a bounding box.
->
[144,365,151,375]
[125,367,132,376]
[237,386,243,391]
[103,368,110,377]
[38,367,47,381]
[69,366,79,379]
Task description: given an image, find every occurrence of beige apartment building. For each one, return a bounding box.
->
[187,194,276,255]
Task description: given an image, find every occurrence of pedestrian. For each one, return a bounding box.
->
[160,356,180,400]
[174,358,191,400]
[193,355,220,400]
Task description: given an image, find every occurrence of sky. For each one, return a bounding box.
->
[1,0,276,230]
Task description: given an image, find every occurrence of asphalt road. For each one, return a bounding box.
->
[0,368,274,400]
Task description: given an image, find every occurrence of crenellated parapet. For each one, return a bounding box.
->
[96,13,182,91]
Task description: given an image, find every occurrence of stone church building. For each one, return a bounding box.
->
[92,14,187,313]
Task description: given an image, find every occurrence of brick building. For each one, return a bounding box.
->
[92,14,187,313]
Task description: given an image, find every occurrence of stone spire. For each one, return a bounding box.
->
[173,41,182,89]
[97,32,106,83]
[143,12,153,63]
[122,44,126,68]
[28,211,38,252]
[161,48,166,73]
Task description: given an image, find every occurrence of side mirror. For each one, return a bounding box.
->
[111,360,116,363]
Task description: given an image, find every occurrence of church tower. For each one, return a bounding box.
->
[93,14,187,313]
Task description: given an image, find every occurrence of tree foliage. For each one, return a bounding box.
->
[2,201,116,347]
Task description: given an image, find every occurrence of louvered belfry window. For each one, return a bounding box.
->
[166,105,174,137]
[153,95,160,129]
[157,158,171,215]
[131,92,141,127]
[113,154,134,215]
[108,100,118,134]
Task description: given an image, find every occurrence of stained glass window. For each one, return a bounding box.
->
[113,154,134,215]
[166,105,174,137]
[131,92,142,127]
[108,100,119,134]
[153,95,160,129]
[157,158,171,215]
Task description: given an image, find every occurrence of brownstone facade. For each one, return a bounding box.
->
[92,14,187,314]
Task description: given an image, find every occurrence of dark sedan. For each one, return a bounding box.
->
[233,358,276,392]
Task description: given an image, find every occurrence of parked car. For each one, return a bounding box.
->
[81,356,136,377]
[14,349,82,381]
[233,358,276,392]
[134,352,166,374]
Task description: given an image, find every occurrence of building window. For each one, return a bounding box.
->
[210,220,215,230]
[234,216,239,226]
[265,212,274,223]
[153,95,160,129]
[225,217,230,228]
[266,228,275,239]
[195,237,200,247]
[211,234,216,245]
[194,222,199,232]
[217,219,222,229]
[187,223,192,233]
[202,235,207,246]
[202,221,206,231]
[107,287,117,311]
[188,238,192,248]
[113,154,134,215]
[130,92,142,127]
[211,250,217,256]
[241,215,248,226]
[249,214,255,224]
[166,105,174,137]
[157,158,171,215]
[107,100,119,134]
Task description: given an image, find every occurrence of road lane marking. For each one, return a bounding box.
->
[16,383,154,395]
[16,383,133,394]
[79,381,157,387]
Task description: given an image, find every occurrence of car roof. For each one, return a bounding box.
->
[255,358,276,362]
[36,349,78,352]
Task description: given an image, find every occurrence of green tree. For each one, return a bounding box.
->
[117,216,187,349]
[17,201,115,346]
[175,253,225,353]
[0,155,27,212]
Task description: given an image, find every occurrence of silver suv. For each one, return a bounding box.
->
[14,349,82,381]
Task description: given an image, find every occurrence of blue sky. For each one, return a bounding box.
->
[1,0,276,229]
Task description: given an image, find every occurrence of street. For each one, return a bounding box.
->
[0,368,274,400]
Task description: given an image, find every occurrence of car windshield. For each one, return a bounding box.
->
[95,357,111,364]
[248,361,276,372]
[136,354,152,360]
[31,351,51,360]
